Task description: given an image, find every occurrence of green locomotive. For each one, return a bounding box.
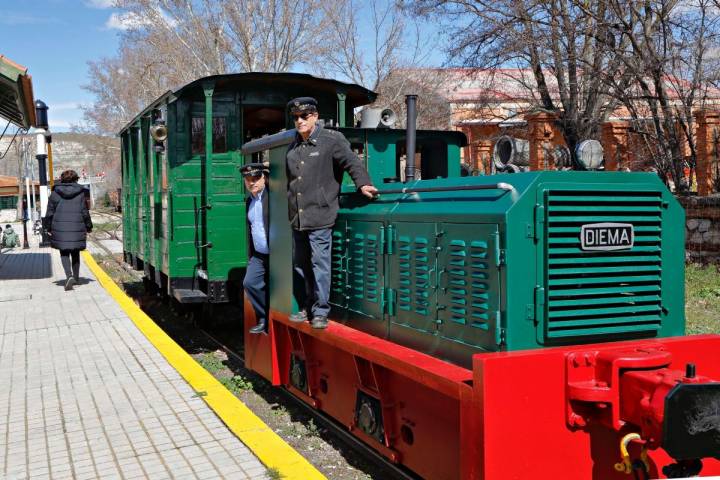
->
[244,130,685,368]
[119,73,465,304]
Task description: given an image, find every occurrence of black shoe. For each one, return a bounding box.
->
[64,277,75,291]
[311,316,328,329]
[249,320,267,334]
[289,310,308,323]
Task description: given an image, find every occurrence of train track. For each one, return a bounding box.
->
[197,326,421,480]
[91,211,123,241]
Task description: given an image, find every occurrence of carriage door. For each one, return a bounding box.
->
[201,98,243,289]
[436,223,502,351]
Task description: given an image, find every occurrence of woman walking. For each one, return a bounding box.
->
[44,170,93,291]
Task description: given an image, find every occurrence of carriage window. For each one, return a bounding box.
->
[191,117,228,154]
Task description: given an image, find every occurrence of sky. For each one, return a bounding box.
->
[0,0,124,131]
[0,1,446,133]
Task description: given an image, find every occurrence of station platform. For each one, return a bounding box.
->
[0,236,322,479]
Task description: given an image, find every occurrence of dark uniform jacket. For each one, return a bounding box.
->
[245,188,269,258]
[44,183,93,251]
[286,125,371,231]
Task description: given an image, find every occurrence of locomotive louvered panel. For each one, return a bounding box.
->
[544,190,663,341]
[345,221,384,320]
[397,234,431,316]
[391,223,437,334]
[443,239,491,328]
[330,226,347,308]
[348,232,380,303]
[438,224,500,350]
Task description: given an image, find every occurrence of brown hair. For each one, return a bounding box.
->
[60,170,79,183]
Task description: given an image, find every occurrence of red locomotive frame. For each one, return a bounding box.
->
[245,303,720,479]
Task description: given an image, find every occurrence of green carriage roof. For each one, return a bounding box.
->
[118,72,377,135]
[0,55,36,129]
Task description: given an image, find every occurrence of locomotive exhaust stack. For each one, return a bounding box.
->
[404,94,417,182]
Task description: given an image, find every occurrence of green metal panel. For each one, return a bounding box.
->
[121,133,130,254]
[268,146,295,315]
[204,99,246,282]
[330,220,348,310]
[140,117,151,262]
[130,125,141,258]
[535,184,667,343]
[390,222,437,334]
[437,223,501,350]
[345,220,384,319]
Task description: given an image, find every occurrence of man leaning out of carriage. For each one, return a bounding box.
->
[242,161,270,334]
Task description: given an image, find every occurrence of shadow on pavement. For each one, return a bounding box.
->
[0,252,52,280]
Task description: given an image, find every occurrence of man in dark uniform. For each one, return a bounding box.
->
[286,97,378,329]
[241,162,270,334]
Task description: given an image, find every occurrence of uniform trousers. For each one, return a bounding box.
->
[292,228,332,318]
[243,253,269,325]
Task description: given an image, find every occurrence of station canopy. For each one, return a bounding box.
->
[0,54,36,129]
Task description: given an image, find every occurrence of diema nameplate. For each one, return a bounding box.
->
[580,223,634,251]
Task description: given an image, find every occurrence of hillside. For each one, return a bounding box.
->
[0,132,120,198]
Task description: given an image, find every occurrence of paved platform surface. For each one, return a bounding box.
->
[0,242,268,479]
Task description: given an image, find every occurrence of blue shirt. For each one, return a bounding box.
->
[249,188,269,254]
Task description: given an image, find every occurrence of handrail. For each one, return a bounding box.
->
[340,182,515,196]
[241,129,296,155]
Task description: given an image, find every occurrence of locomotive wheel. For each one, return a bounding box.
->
[358,400,378,436]
[289,355,308,393]
[354,392,384,443]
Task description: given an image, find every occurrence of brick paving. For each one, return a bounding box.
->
[0,241,268,480]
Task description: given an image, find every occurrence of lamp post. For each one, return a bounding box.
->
[34,100,50,247]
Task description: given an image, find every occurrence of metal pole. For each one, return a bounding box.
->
[35,129,50,246]
[23,168,30,250]
[47,137,54,189]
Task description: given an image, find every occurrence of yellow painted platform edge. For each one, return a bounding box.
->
[81,251,326,480]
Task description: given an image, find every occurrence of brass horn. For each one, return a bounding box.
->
[150,124,168,142]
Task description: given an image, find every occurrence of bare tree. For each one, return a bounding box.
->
[223,1,323,71]
[83,0,326,133]
[317,0,408,91]
[82,39,172,134]
[596,0,720,191]
[314,0,449,127]
[405,0,632,162]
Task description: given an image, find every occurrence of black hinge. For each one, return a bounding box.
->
[493,231,505,266]
[381,224,395,255]
[534,204,545,242]
[494,311,505,346]
[383,288,396,316]
[535,286,546,330]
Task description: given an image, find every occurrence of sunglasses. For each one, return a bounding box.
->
[292,112,315,121]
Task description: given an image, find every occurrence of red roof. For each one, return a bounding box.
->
[400,68,720,103]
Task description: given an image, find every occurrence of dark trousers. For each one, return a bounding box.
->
[292,228,332,318]
[60,249,80,280]
[243,253,268,325]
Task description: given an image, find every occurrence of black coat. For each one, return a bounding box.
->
[44,183,93,251]
[286,125,372,231]
[246,188,269,258]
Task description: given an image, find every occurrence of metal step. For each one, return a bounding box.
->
[172,288,207,304]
